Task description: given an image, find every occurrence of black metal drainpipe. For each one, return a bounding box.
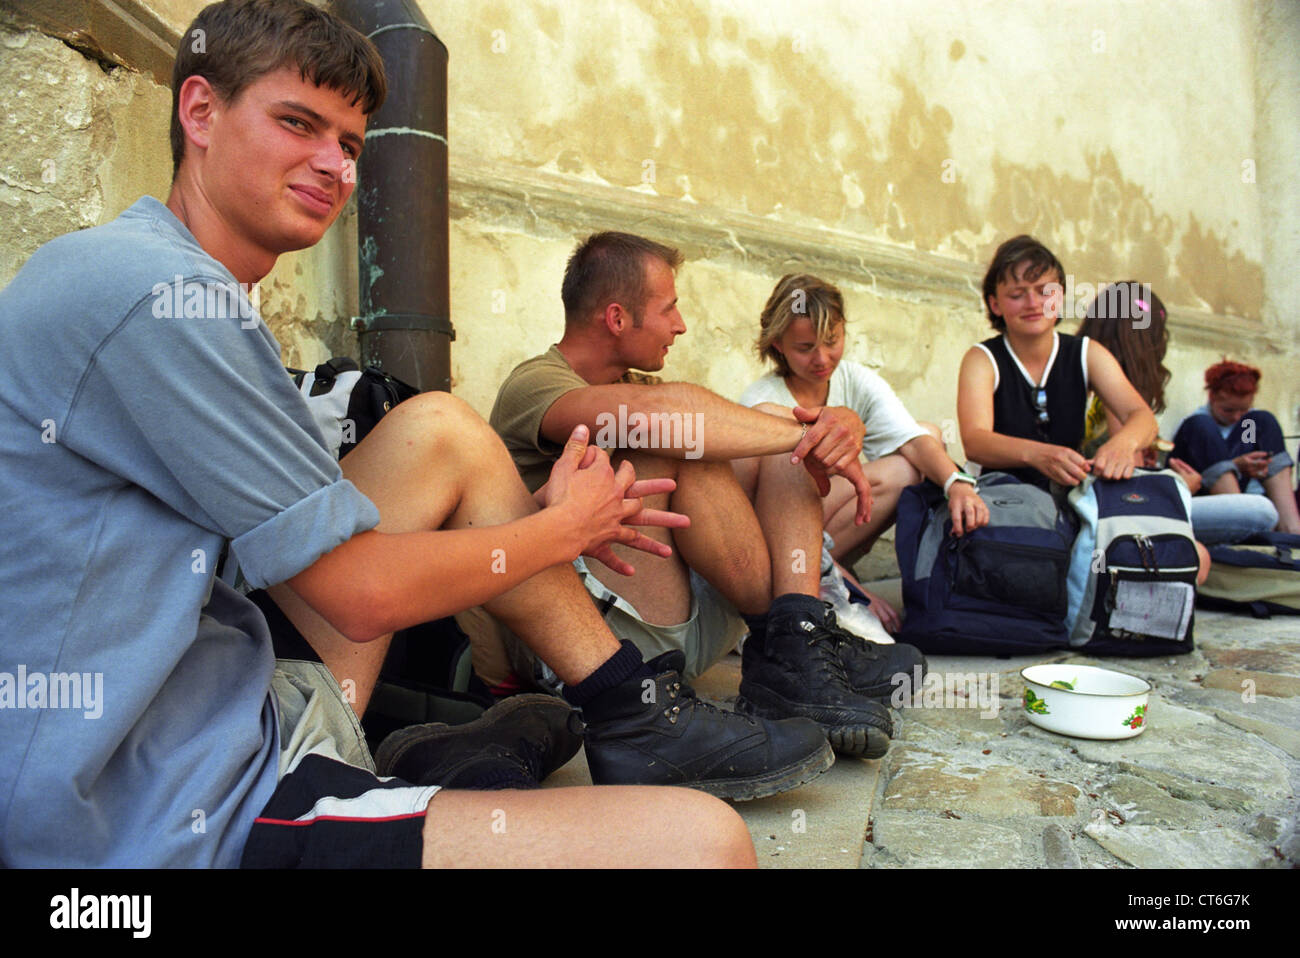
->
[334,0,452,393]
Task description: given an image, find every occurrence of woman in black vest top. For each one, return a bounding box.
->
[956,235,1157,491]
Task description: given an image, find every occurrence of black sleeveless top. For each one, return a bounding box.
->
[980,333,1088,489]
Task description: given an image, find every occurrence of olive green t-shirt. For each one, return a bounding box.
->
[490,344,661,492]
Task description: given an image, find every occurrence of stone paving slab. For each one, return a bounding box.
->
[690,650,880,868]
[548,585,1298,869]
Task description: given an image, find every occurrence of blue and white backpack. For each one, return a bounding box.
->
[1065,469,1198,656]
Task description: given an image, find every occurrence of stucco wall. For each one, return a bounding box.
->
[428,0,1298,445]
[2,0,1295,465]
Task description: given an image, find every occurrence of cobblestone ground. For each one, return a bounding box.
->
[686,601,1299,869]
[863,607,1299,869]
[551,597,1298,868]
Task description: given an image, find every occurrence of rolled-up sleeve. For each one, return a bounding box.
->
[57,276,380,584]
[230,480,378,589]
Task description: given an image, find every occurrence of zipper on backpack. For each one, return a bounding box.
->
[1106,564,1200,575]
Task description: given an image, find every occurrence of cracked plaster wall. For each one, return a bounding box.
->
[0,18,357,368]
[427,0,1298,443]
[1,0,1295,450]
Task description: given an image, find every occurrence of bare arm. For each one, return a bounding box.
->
[286,512,581,643]
[285,427,665,642]
[543,380,868,487]
[541,381,808,460]
[897,433,966,487]
[897,432,990,535]
[956,346,1090,486]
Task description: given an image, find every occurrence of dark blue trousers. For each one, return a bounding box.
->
[1172,408,1292,492]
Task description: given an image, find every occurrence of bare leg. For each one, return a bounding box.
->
[585,453,772,617]
[421,785,756,868]
[752,451,824,598]
[580,452,691,626]
[1209,472,1243,495]
[670,458,772,612]
[1195,541,1211,585]
[1263,468,1300,534]
[269,392,619,716]
[827,453,922,562]
[731,454,759,499]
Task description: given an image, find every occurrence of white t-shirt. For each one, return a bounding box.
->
[739,360,928,462]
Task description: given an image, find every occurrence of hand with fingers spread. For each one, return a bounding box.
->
[541,424,690,575]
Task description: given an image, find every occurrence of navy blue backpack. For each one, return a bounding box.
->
[1198,531,1300,618]
[896,472,1078,655]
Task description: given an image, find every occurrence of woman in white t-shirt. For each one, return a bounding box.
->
[739,273,988,632]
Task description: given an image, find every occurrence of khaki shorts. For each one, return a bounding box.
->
[271,658,377,774]
[462,558,746,687]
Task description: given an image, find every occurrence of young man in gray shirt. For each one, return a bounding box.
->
[0,0,832,869]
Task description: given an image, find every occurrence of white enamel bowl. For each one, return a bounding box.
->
[1020,664,1151,740]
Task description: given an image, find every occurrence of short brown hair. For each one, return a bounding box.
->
[756,274,845,376]
[561,232,683,326]
[981,235,1065,331]
[170,0,387,176]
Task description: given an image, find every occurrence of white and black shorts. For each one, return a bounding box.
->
[239,590,438,868]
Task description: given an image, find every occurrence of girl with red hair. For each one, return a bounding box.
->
[1171,360,1299,534]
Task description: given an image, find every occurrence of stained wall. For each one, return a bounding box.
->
[2,1,1296,528]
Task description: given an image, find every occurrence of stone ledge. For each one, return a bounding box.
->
[0,0,179,86]
[449,158,1283,354]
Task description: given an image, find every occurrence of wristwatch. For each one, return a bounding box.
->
[943,470,978,498]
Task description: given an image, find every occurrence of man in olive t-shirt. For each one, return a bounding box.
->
[490,232,927,759]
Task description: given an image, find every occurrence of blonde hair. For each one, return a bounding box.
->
[756,274,845,376]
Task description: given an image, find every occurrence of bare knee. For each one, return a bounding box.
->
[1209,471,1243,495]
[678,456,740,486]
[382,390,505,463]
[918,420,944,444]
[675,456,752,504]
[1195,540,1211,585]
[679,791,757,868]
[867,453,922,495]
[392,390,484,433]
[615,448,680,482]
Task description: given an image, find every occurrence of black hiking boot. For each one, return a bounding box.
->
[736,606,894,759]
[581,651,834,801]
[373,693,582,789]
[824,606,928,700]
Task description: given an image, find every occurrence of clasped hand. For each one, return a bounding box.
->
[537,424,690,575]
